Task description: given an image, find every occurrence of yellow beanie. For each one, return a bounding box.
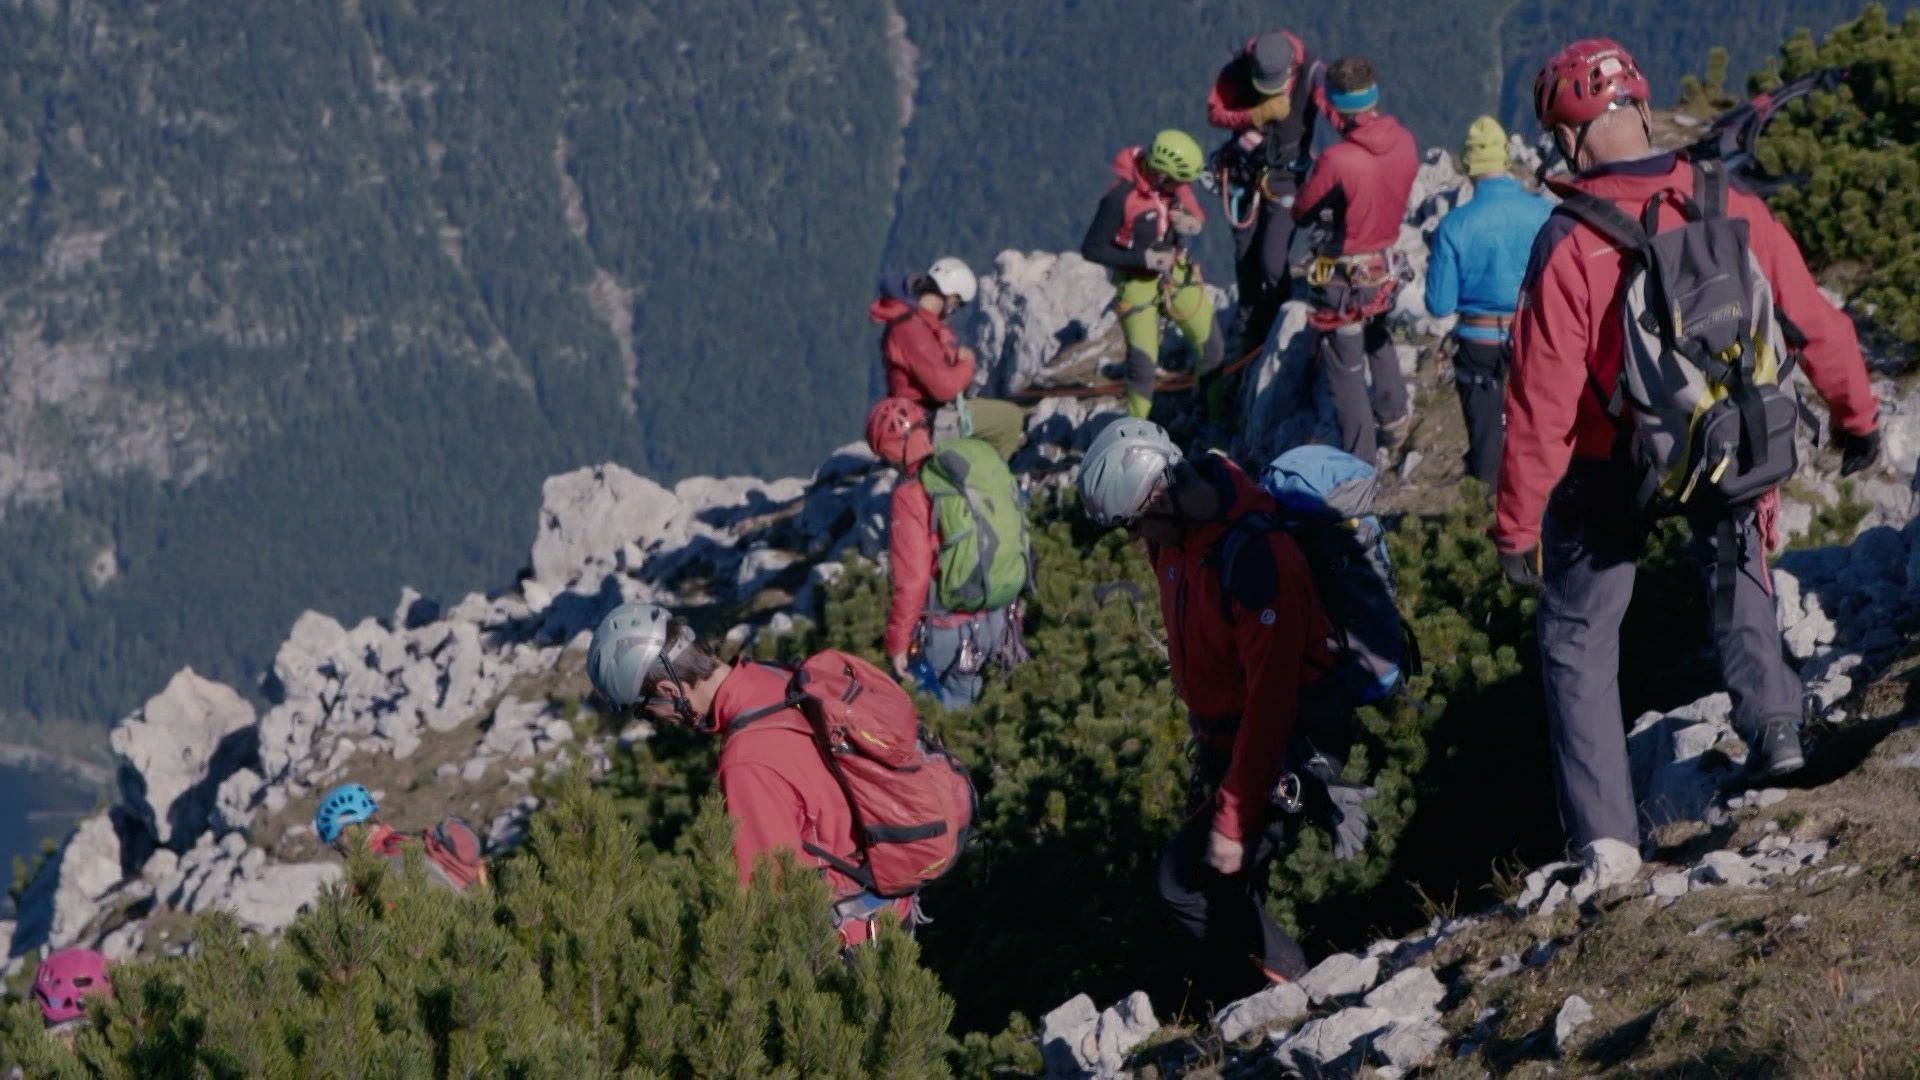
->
[1463,115,1509,176]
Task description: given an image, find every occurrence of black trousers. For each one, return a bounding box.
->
[1155,802,1305,1005]
[1228,192,1298,352]
[1453,337,1508,485]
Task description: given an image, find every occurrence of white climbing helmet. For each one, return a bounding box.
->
[927,256,977,305]
[1077,419,1184,528]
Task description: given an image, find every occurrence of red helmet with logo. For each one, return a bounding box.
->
[1533,38,1650,129]
[864,397,932,468]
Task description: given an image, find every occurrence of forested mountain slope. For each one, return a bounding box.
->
[0,0,1907,735]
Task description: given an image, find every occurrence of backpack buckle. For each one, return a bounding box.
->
[1273,772,1306,814]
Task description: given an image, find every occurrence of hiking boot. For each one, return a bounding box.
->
[1747,719,1806,779]
[1378,411,1412,451]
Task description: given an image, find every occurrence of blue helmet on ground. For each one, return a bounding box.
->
[315,783,378,843]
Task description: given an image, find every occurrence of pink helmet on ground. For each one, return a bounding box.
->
[33,947,112,1024]
[1533,38,1651,129]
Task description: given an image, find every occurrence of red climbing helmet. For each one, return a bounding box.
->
[864,397,932,468]
[33,947,112,1025]
[1533,38,1650,129]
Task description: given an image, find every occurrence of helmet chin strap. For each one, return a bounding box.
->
[653,626,701,727]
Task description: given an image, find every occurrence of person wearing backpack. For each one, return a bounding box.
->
[314,782,488,894]
[1423,116,1554,485]
[869,257,1026,462]
[1494,38,1882,892]
[1076,419,1339,1003]
[588,603,973,947]
[865,397,1028,706]
[1292,56,1417,463]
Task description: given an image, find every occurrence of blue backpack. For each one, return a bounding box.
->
[1217,445,1419,707]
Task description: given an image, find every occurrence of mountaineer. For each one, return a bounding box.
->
[1077,421,1379,1005]
[588,603,975,946]
[1423,116,1554,484]
[1080,129,1226,421]
[865,397,1029,706]
[1293,56,1418,463]
[1494,38,1882,892]
[870,256,1026,461]
[1206,27,1329,355]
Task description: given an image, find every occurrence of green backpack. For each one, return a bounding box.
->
[919,437,1030,612]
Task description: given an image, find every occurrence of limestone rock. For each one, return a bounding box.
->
[1554,995,1594,1054]
[976,251,1122,398]
[1375,1017,1448,1070]
[111,668,259,849]
[1040,993,1100,1078]
[1275,1006,1394,1078]
[1362,965,1447,1020]
[1216,981,1310,1043]
[215,862,342,934]
[528,464,684,598]
[9,812,123,955]
[1298,952,1381,1004]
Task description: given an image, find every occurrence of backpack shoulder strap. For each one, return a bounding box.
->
[1693,159,1728,220]
[726,663,807,734]
[1553,190,1652,256]
[1213,512,1281,618]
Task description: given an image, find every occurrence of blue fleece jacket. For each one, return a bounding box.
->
[1424,176,1554,341]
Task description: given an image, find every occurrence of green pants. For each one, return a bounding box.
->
[1115,261,1223,419]
[935,396,1026,462]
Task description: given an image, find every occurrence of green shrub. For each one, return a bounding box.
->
[0,773,952,1078]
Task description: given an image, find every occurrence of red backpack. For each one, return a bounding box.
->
[367,818,488,893]
[731,651,977,898]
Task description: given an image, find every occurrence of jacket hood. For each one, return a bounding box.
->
[1111,146,1150,190]
[1548,150,1689,204]
[868,294,915,326]
[1180,454,1276,548]
[1341,112,1411,157]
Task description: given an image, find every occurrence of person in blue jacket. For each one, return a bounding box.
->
[1424,116,1554,484]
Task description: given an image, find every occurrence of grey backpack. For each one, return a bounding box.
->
[1555,160,1801,515]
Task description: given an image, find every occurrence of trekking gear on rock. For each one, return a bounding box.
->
[927,257,977,304]
[369,818,489,892]
[1534,38,1649,129]
[919,437,1031,612]
[315,782,379,844]
[1148,129,1205,183]
[33,949,111,1025]
[588,602,691,709]
[1234,445,1419,707]
[1554,161,1800,516]
[865,396,934,468]
[730,651,976,897]
[1078,419,1183,527]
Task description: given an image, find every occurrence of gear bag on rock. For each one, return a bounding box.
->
[919,437,1031,612]
[1219,445,1419,709]
[1554,160,1801,515]
[730,651,976,898]
[370,818,488,893]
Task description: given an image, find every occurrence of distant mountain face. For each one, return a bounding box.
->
[0,0,1904,730]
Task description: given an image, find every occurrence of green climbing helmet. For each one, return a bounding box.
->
[1146,129,1205,184]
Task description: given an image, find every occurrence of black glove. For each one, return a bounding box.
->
[1498,547,1542,591]
[1299,751,1375,862]
[1836,427,1881,478]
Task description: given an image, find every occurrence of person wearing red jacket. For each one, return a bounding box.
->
[1206,28,1329,353]
[1293,57,1417,463]
[869,257,1025,461]
[1077,419,1333,1003]
[865,397,1017,706]
[1493,39,1882,889]
[587,603,913,947]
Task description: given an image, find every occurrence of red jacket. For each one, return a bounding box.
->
[870,296,974,407]
[712,663,907,944]
[1110,146,1205,250]
[1293,112,1417,255]
[1151,456,1331,843]
[1492,154,1880,553]
[883,472,935,657]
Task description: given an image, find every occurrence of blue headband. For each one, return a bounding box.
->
[1329,84,1380,113]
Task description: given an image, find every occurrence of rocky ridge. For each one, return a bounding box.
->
[5,140,1918,1077]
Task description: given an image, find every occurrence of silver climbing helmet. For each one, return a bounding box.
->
[587,602,692,708]
[1077,419,1183,528]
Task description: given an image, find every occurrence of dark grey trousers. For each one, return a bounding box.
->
[1155,804,1305,1006]
[1318,318,1410,458]
[920,606,1011,707]
[1453,338,1507,485]
[1537,462,1804,849]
